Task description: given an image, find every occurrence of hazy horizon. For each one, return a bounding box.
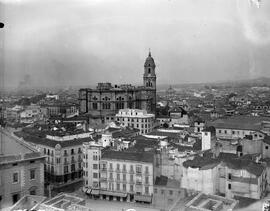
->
[1,0,270,89]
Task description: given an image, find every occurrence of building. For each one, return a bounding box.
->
[10,193,91,211]
[19,104,46,124]
[184,192,238,211]
[0,128,45,210]
[82,142,155,203]
[208,116,270,140]
[115,109,155,134]
[152,175,186,210]
[181,152,267,200]
[78,52,157,121]
[14,125,91,188]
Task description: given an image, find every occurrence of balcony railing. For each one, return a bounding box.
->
[136,181,142,185]
[129,170,135,174]
[100,168,107,172]
[71,159,76,164]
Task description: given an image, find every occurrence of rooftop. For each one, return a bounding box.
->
[0,128,44,164]
[208,116,270,131]
[102,149,154,163]
[14,130,92,148]
[185,192,238,211]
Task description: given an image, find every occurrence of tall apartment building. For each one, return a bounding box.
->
[83,141,155,203]
[115,109,155,135]
[14,127,93,187]
[0,128,45,210]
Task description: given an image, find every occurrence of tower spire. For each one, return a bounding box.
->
[148,48,151,57]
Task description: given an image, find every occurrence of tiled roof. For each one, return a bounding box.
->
[263,136,270,145]
[102,150,154,163]
[14,131,91,148]
[208,116,270,131]
[183,152,265,177]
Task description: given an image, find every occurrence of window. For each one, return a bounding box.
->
[145,186,149,195]
[130,185,134,192]
[12,193,20,204]
[130,174,133,182]
[130,165,134,172]
[56,158,61,164]
[64,166,68,173]
[148,68,151,74]
[169,190,173,195]
[71,149,74,155]
[154,188,157,194]
[232,131,235,135]
[93,164,98,169]
[145,176,149,184]
[228,184,231,189]
[30,190,36,195]
[30,169,35,180]
[13,172,19,183]
[117,183,120,191]
[228,173,232,180]
[110,173,113,179]
[161,189,164,194]
[110,163,113,170]
[123,174,126,181]
[123,164,126,172]
[71,164,75,172]
[117,163,120,170]
[266,146,269,150]
[117,173,120,180]
[123,184,126,191]
[93,173,98,178]
[145,166,149,174]
[224,130,227,134]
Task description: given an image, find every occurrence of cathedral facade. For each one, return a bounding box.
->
[78,52,157,120]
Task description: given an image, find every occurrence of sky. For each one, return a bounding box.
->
[1,0,270,88]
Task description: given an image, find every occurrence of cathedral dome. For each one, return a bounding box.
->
[144,51,156,67]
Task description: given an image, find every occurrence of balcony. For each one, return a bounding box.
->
[122,168,127,173]
[100,168,107,172]
[100,177,107,182]
[64,153,69,157]
[71,159,76,164]
[136,181,142,186]
[64,161,69,165]
[116,168,121,173]
[136,171,142,175]
[129,170,135,174]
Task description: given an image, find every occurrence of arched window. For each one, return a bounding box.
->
[92,96,98,110]
[116,97,124,110]
[102,96,111,110]
[148,68,151,74]
[128,96,133,109]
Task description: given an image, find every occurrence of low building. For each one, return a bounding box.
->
[209,116,270,139]
[38,193,91,211]
[83,142,155,203]
[181,152,267,200]
[152,175,186,210]
[115,109,155,135]
[0,128,45,210]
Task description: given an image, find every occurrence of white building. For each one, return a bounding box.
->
[115,109,155,135]
[82,142,155,203]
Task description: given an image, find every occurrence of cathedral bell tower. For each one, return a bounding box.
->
[143,51,157,115]
[143,51,156,89]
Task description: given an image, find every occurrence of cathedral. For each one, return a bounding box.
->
[78,52,157,121]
